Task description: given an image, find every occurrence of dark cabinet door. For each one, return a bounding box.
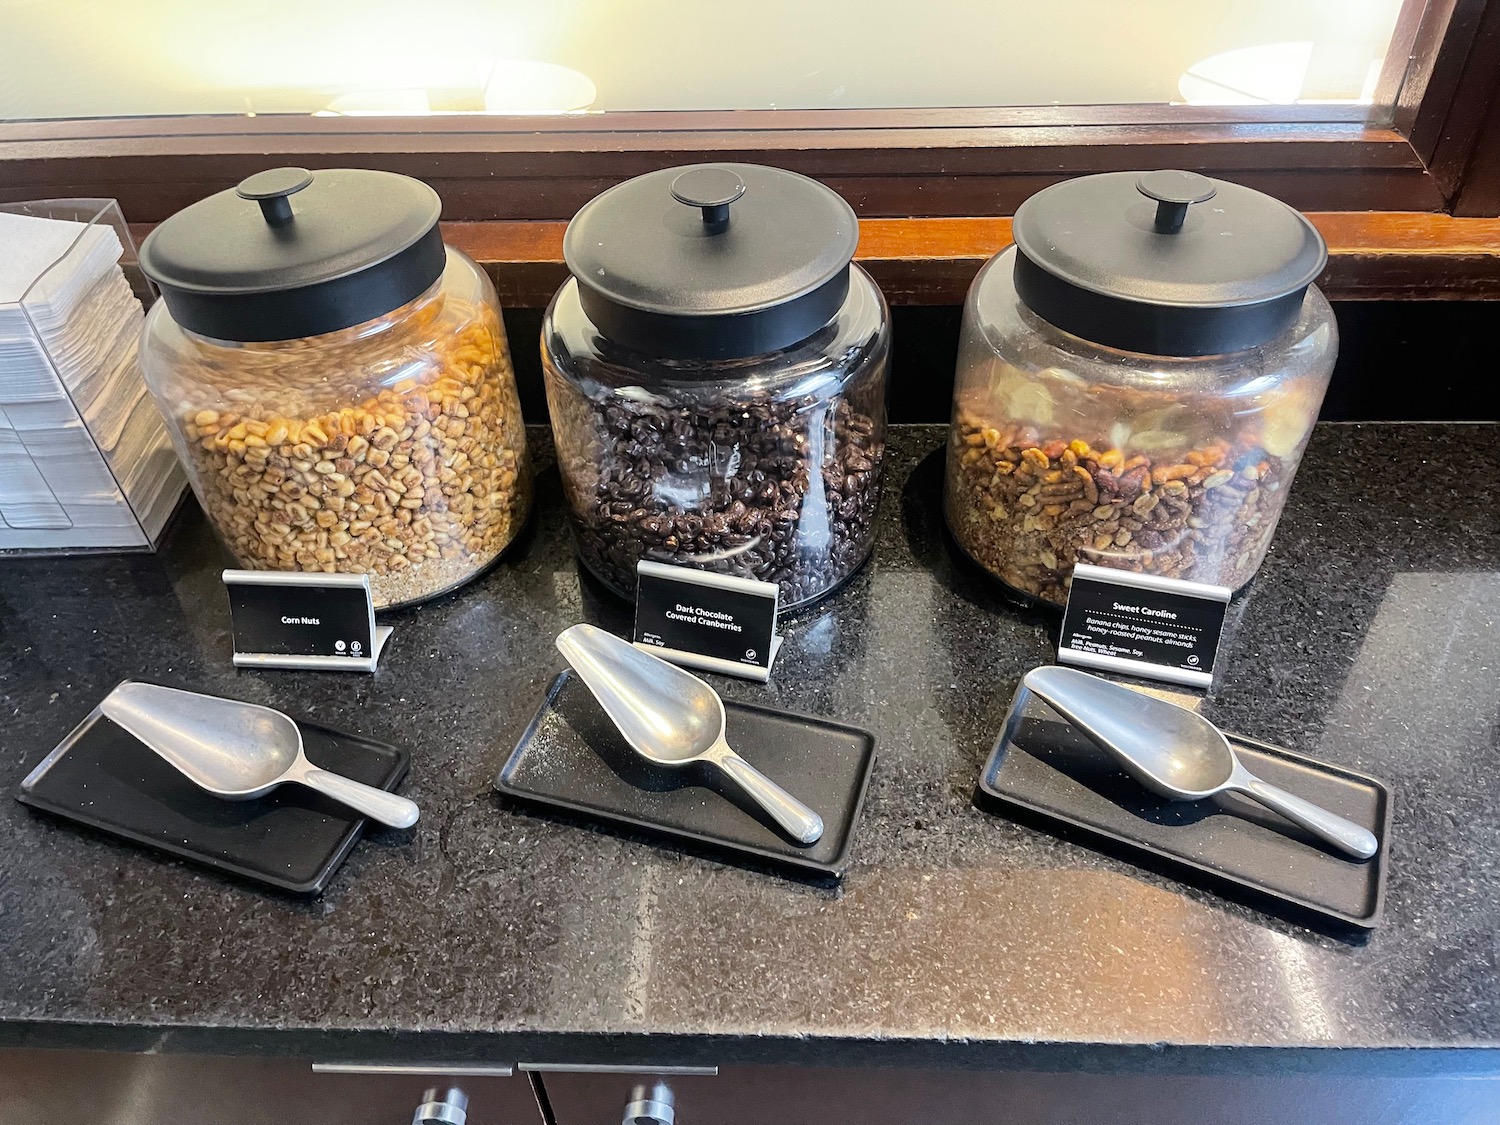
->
[0,1050,543,1125]
[532,1062,1500,1125]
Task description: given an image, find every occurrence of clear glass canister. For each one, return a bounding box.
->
[139,168,530,608]
[542,163,890,609]
[945,171,1337,605]
[543,267,888,607]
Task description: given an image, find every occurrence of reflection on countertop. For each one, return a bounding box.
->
[0,423,1497,1069]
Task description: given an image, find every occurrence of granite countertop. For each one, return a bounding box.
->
[2,423,1498,1074]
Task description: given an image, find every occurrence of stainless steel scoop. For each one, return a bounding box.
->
[1003,666,1378,860]
[100,682,419,829]
[555,624,824,844]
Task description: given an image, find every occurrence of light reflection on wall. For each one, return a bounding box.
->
[2,0,1407,121]
[317,61,598,116]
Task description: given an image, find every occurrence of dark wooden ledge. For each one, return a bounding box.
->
[450,212,1500,305]
[127,211,1499,308]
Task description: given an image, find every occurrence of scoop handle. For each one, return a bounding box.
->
[1231,768,1378,860]
[298,767,420,829]
[711,747,824,845]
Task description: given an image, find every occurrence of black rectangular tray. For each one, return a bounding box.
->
[16,684,410,896]
[978,715,1392,927]
[495,670,876,878]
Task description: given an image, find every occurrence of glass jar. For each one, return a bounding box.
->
[945,170,1337,606]
[542,163,890,609]
[139,168,530,608]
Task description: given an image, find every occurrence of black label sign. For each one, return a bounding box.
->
[1058,563,1230,688]
[224,571,375,663]
[633,561,780,680]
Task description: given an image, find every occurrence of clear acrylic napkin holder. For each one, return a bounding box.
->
[0,198,185,553]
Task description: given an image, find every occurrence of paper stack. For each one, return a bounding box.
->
[0,204,185,551]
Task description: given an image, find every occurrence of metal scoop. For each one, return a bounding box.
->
[1006,666,1378,860]
[100,682,419,829]
[555,624,823,844]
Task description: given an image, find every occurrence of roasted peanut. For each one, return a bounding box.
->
[945,405,1293,605]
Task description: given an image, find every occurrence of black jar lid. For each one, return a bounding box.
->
[562,162,859,360]
[1010,170,1327,356]
[139,167,447,343]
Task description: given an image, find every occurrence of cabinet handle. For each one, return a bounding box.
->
[622,1082,674,1125]
[414,1086,468,1125]
[312,1063,514,1076]
[517,1063,717,1076]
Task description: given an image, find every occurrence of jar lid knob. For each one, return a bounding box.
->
[236,167,315,226]
[1136,170,1217,234]
[670,166,748,231]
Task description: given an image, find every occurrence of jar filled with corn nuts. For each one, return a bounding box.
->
[139,167,529,608]
[945,170,1337,606]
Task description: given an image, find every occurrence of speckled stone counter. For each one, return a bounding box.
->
[2,423,1498,1075]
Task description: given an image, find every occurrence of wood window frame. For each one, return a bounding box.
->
[2,0,1497,303]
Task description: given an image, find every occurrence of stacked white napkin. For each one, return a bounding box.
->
[0,210,184,550]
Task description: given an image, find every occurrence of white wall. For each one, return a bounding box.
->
[0,0,1407,119]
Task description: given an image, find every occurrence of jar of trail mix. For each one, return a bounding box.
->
[945,170,1336,606]
[139,167,530,608]
[543,163,889,609]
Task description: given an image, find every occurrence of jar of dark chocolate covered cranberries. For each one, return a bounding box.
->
[542,163,890,608]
